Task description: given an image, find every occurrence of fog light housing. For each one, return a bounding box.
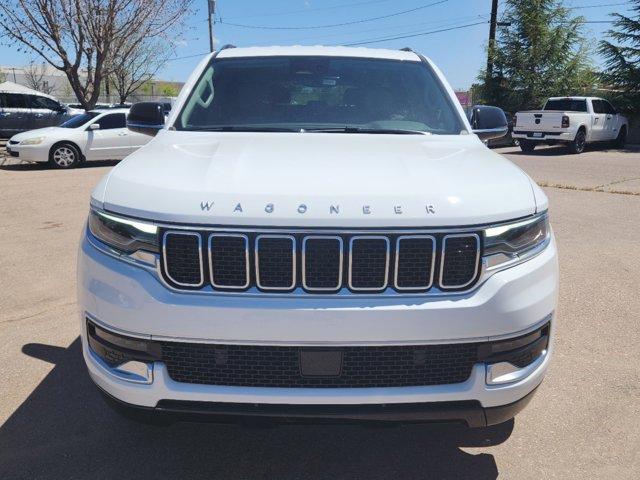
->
[480,321,550,385]
[86,319,160,384]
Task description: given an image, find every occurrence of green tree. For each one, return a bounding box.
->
[477,0,596,113]
[160,85,179,97]
[598,2,640,113]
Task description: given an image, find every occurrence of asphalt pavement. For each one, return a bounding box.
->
[0,144,638,479]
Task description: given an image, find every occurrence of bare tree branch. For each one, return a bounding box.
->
[110,39,173,104]
[0,0,193,109]
[23,62,56,94]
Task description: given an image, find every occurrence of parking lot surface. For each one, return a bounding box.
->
[1,144,639,479]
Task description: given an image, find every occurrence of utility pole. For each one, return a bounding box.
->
[486,0,499,81]
[208,0,216,53]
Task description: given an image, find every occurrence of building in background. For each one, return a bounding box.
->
[0,64,183,105]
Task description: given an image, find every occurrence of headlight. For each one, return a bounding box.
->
[483,212,550,270]
[20,136,45,145]
[88,209,159,253]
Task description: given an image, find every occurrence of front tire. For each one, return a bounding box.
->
[519,139,535,152]
[568,129,586,154]
[49,143,80,169]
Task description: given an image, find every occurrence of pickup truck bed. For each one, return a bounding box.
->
[512,97,628,154]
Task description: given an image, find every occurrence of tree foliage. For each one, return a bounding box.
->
[0,0,192,109]
[477,0,596,113]
[599,1,640,113]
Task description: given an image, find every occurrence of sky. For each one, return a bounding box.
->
[0,0,635,90]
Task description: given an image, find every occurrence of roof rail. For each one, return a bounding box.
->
[220,44,236,50]
[400,47,414,52]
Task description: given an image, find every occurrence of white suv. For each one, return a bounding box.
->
[78,46,558,427]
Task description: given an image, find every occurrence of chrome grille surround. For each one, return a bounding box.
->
[254,234,297,291]
[157,227,484,295]
[208,233,250,290]
[162,231,204,288]
[301,235,344,292]
[394,235,437,291]
[439,233,481,289]
[348,236,390,292]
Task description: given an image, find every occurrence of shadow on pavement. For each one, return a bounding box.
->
[0,160,119,171]
[0,339,513,479]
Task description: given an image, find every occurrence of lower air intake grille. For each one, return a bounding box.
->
[163,232,202,286]
[160,342,479,388]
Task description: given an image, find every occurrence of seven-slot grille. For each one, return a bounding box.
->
[161,230,481,293]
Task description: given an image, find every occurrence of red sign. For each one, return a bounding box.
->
[455,91,471,107]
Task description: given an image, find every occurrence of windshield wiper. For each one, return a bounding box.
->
[303,127,427,135]
[186,126,301,132]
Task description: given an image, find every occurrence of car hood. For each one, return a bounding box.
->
[94,131,539,227]
[10,127,64,142]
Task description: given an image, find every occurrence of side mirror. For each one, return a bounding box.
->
[89,123,100,130]
[127,102,165,136]
[470,105,508,142]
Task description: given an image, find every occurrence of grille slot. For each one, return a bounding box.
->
[162,232,203,287]
[440,234,480,289]
[255,235,296,290]
[395,235,436,290]
[302,236,343,291]
[161,342,478,388]
[208,234,249,289]
[349,236,389,291]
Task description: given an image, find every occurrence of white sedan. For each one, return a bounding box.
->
[5,108,151,168]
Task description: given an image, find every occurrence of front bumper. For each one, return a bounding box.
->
[98,382,540,427]
[5,143,49,162]
[78,231,558,422]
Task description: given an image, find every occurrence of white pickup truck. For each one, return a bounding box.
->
[513,97,628,154]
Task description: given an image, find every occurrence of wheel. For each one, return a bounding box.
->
[49,143,80,169]
[615,126,627,148]
[568,129,586,154]
[519,140,535,152]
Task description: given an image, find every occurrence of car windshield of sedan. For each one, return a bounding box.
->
[60,112,100,128]
[177,56,464,134]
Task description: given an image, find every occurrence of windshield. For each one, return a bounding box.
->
[177,56,464,134]
[60,112,100,128]
[543,99,587,112]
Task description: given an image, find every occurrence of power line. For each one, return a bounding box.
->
[166,52,210,62]
[223,0,395,20]
[273,14,491,44]
[343,20,488,46]
[219,0,448,30]
[566,1,632,10]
